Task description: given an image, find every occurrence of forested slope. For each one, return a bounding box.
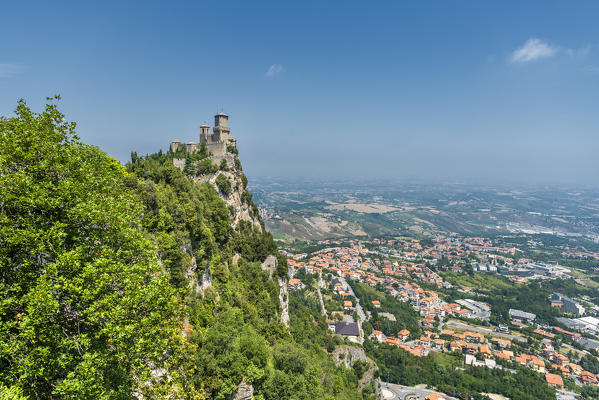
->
[0,99,370,400]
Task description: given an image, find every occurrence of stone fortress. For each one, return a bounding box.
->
[170,112,236,157]
[169,111,264,232]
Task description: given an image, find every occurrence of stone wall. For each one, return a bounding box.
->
[206,141,227,157]
[170,138,231,158]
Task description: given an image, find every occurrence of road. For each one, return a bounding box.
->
[317,272,326,315]
[381,382,458,400]
[339,276,367,321]
[445,320,527,343]
[317,287,326,316]
[338,276,366,343]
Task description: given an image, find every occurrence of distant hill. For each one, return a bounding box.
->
[252,180,599,244]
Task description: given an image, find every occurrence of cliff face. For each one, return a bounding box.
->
[175,146,290,329]
[332,346,380,393]
[199,158,261,231]
[176,146,290,398]
[175,150,262,232]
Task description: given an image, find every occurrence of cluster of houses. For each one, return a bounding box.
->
[561,249,599,261]
[285,234,573,288]
[283,238,599,392]
[285,243,455,292]
[369,318,599,390]
[285,235,585,284]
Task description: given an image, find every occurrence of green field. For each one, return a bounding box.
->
[440,271,518,291]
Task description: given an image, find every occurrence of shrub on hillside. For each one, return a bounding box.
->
[215,173,232,196]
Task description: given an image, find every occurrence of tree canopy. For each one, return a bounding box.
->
[0,98,369,400]
[0,98,181,399]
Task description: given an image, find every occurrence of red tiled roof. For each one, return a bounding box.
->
[545,373,564,387]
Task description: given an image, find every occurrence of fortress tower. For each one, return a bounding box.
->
[171,112,236,157]
[199,124,210,143]
[212,112,230,142]
[170,140,182,153]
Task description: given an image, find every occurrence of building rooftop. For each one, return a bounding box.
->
[509,308,536,320]
[545,372,564,387]
[332,321,359,337]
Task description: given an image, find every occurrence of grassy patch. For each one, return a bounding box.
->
[441,271,517,291]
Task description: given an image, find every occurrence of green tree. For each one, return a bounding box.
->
[198,158,218,175]
[219,159,229,171]
[215,174,232,196]
[1,98,370,400]
[184,156,194,175]
[0,99,180,399]
[0,384,29,400]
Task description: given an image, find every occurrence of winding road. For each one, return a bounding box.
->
[339,276,367,322]
[317,274,326,316]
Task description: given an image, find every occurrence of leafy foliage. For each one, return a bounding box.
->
[215,173,232,196]
[226,144,238,155]
[228,221,278,264]
[581,353,599,374]
[349,281,421,337]
[0,384,28,400]
[198,158,218,175]
[580,384,599,399]
[366,342,555,400]
[218,159,230,171]
[0,99,181,399]
[0,99,363,399]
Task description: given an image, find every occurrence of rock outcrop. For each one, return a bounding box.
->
[205,170,261,231]
[175,139,289,327]
[332,345,368,368]
[198,260,213,291]
[261,255,289,327]
[227,381,253,400]
[332,345,379,392]
[174,147,262,232]
[278,277,290,327]
[260,254,277,279]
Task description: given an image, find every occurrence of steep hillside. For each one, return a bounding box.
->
[0,99,372,400]
[170,141,263,231]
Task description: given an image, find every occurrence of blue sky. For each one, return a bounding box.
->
[1,1,598,185]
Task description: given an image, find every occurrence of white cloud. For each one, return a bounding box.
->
[265,64,284,77]
[509,38,557,63]
[0,63,24,78]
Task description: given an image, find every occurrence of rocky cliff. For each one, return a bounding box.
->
[175,143,290,324]
[332,345,380,393]
[174,149,262,231]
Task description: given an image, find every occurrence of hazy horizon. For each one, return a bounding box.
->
[1,1,598,186]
